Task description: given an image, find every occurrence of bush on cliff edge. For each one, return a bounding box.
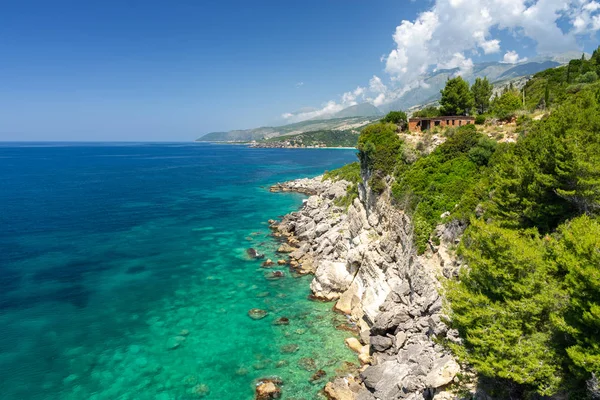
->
[357,122,403,194]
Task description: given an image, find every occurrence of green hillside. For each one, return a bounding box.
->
[261,129,359,147]
[330,49,600,398]
[524,52,600,110]
[196,116,376,142]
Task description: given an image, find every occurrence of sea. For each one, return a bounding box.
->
[0,142,359,400]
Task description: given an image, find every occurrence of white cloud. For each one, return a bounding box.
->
[570,0,600,33]
[282,0,600,123]
[437,52,475,75]
[585,1,600,11]
[295,82,304,88]
[282,86,367,122]
[369,75,387,94]
[502,50,528,64]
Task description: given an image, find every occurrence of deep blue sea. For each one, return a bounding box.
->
[0,142,358,400]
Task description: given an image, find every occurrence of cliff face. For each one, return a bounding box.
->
[271,168,467,399]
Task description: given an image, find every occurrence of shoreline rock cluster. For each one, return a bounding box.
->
[268,174,468,400]
[249,141,330,149]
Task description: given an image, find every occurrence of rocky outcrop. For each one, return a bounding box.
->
[269,176,334,196]
[270,172,467,399]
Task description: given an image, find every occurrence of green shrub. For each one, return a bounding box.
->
[382,111,408,126]
[491,90,522,121]
[578,71,598,84]
[447,220,565,396]
[475,114,486,125]
[357,122,403,176]
[334,183,359,209]
[323,162,361,184]
[392,125,491,253]
[412,106,441,118]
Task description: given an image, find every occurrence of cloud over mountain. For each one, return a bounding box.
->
[283,0,600,123]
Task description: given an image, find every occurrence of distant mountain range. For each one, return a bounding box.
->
[327,103,383,119]
[380,59,561,112]
[197,54,575,142]
[197,116,377,142]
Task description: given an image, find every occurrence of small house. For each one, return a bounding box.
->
[408,116,475,133]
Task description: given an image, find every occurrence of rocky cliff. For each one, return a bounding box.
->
[270,171,469,400]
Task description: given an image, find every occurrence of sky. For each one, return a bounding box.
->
[0,0,599,141]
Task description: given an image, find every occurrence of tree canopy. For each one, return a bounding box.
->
[352,53,600,397]
[440,76,475,116]
[412,106,441,118]
[490,90,522,120]
[382,111,408,130]
[471,77,494,114]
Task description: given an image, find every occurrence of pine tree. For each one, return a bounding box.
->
[447,220,565,395]
[440,76,475,116]
[550,216,600,376]
[471,77,494,114]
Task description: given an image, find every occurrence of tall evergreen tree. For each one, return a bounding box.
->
[471,77,494,114]
[551,216,600,378]
[440,76,474,116]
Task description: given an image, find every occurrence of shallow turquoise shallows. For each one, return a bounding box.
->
[0,143,359,400]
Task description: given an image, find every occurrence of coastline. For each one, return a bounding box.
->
[267,174,465,399]
[195,141,357,150]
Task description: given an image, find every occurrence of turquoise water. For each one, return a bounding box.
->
[0,143,358,400]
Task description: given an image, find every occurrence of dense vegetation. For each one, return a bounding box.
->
[391,124,495,253]
[440,76,475,116]
[357,122,404,194]
[523,51,600,111]
[351,51,600,398]
[323,162,361,184]
[262,129,359,147]
[448,86,600,396]
[412,105,441,118]
[382,110,408,125]
[471,77,494,114]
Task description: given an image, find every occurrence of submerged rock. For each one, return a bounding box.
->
[266,270,285,280]
[166,335,186,350]
[297,357,317,371]
[247,248,265,259]
[248,308,268,320]
[191,383,210,397]
[262,259,274,267]
[273,317,290,326]
[280,344,299,354]
[309,369,326,383]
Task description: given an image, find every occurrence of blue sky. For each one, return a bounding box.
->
[0,0,599,141]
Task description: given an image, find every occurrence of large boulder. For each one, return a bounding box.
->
[255,377,282,400]
[324,377,360,400]
[369,335,393,352]
[277,243,296,253]
[360,361,409,399]
[310,261,355,300]
[425,356,460,388]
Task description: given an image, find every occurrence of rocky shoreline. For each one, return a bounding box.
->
[267,173,476,400]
